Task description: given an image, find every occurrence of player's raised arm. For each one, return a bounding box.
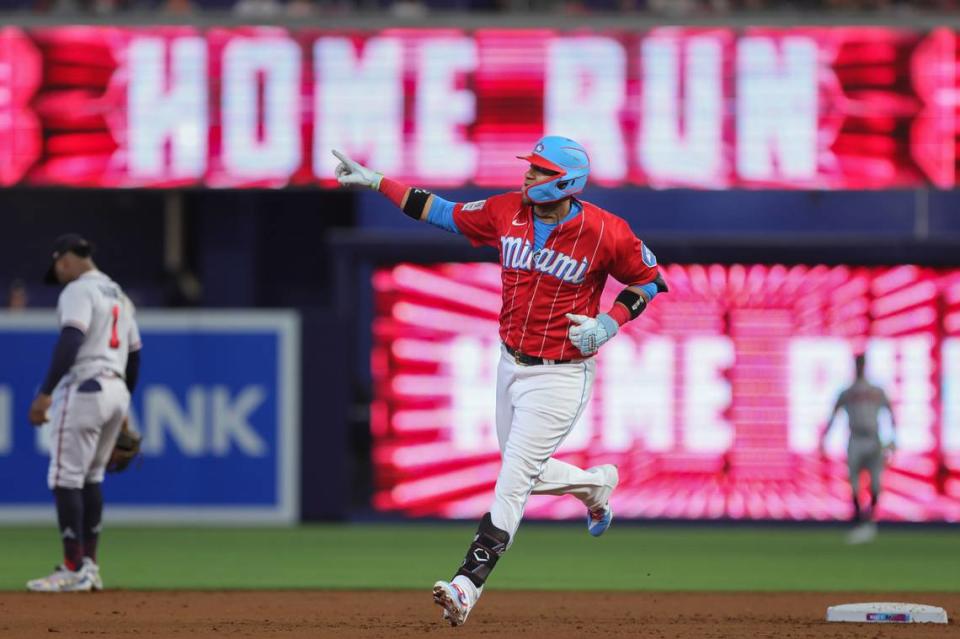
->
[331,149,428,219]
[332,149,491,239]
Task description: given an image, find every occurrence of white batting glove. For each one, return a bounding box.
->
[331,149,382,190]
[566,312,619,356]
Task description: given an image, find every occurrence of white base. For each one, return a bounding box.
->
[826,602,948,624]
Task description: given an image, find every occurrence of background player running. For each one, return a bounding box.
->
[27,234,142,592]
[333,136,667,626]
[821,353,897,545]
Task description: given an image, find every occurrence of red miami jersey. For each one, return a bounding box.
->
[452,191,660,360]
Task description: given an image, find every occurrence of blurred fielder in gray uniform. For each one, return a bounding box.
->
[821,353,896,544]
[27,234,141,592]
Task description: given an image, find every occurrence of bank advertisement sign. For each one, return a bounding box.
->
[0,311,300,524]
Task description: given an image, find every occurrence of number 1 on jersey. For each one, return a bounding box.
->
[109,304,120,349]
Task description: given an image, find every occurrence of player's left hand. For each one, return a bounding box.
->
[331,150,382,190]
[566,313,618,356]
[28,394,52,426]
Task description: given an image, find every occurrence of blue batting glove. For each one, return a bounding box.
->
[565,312,618,356]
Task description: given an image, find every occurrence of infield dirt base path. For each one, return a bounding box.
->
[0,591,957,638]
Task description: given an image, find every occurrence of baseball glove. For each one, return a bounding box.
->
[107,418,141,473]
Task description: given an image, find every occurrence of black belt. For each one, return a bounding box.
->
[504,343,574,366]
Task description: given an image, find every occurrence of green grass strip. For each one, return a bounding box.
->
[2,524,957,592]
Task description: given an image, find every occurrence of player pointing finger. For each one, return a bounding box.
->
[333,136,667,626]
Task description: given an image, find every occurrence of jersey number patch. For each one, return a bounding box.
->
[109,304,120,349]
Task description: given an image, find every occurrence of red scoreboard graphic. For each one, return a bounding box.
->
[371,263,960,522]
[1,26,960,188]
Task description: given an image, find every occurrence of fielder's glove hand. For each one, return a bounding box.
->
[566,313,618,356]
[331,150,382,190]
[107,417,141,473]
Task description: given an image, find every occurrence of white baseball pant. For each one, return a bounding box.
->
[848,437,884,496]
[47,374,130,490]
[489,344,604,542]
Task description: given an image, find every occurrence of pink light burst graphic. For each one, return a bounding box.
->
[372,263,960,522]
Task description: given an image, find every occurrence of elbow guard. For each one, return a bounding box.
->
[403,188,432,220]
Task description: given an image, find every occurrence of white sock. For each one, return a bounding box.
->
[452,575,482,606]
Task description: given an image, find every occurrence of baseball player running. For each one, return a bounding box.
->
[333,136,667,626]
[26,234,142,592]
[821,353,897,545]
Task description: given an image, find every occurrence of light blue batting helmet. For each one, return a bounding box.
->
[518,136,590,204]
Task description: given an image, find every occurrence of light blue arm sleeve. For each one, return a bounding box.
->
[424,195,461,235]
[639,281,659,301]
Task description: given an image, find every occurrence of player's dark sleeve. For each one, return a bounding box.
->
[40,326,85,395]
[125,349,141,393]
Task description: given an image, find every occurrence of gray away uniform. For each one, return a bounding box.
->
[834,380,892,494]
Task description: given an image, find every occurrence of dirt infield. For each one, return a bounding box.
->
[0,591,956,638]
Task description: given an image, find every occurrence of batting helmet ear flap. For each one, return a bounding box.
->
[518,136,590,204]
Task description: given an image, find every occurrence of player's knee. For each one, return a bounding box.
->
[501,449,545,477]
[495,462,544,501]
[48,477,84,491]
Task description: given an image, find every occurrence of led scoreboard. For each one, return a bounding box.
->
[371,263,960,522]
[1,26,959,188]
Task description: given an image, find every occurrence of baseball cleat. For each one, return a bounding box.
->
[26,564,95,593]
[82,558,103,591]
[432,580,471,627]
[586,464,618,537]
[846,521,877,545]
[587,505,614,537]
